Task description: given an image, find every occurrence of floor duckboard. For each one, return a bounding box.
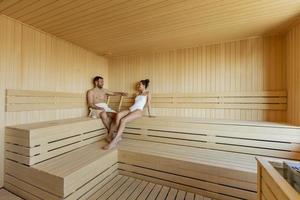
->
[0,189,22,200]
[87,175,214,200]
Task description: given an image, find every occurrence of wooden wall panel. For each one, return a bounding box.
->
[0,14,108,187]
[287,22,300,126]
[2,0,300,55]
[108,36,286,121]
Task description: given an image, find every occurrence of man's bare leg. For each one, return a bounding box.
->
[100,111,110,131]
[105,112,116,142]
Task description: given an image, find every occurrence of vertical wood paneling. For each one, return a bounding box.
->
[0,14,108,187]
[287,21,300,125]
[108,36,286,121]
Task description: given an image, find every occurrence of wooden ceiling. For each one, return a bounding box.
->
[1,0,300,56]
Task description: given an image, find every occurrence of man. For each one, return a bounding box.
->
[87,76,127,131]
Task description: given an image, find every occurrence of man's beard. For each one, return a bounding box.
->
[97,85,103,89]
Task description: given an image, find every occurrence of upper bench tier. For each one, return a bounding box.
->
[5,117,106,165]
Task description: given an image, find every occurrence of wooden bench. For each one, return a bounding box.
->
[5,116,300,200]
[4,117,119,200]
[3,89,295,200]
[117,117,300,200]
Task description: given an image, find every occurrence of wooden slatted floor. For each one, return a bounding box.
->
[0,176,213,200]
[88,175,213,200]
[0,189,22,200]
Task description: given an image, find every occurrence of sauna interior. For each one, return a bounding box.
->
[1,1,300,200]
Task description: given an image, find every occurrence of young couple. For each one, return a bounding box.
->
[87,76,152,150]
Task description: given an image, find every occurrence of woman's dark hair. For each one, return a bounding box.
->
[140,79,150,89]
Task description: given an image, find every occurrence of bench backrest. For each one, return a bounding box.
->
[124,117,300,160]
[110,91,287,111]
[6,89,86,112]
[5,89,123,112]
[6,89,287,112]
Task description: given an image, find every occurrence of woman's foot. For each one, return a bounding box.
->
[103,137,122,150]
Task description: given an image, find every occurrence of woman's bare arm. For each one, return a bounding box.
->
[146,92,153,117]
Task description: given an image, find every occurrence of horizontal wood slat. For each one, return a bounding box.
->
[5,117,106,165]
[123,117,300,159]
[114,91,287,111]
[6,89,86,112]
[6,89,287,112]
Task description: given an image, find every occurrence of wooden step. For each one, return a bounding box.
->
[5,117,106,165]
[87,174,214,200]
[118,139,257,200]
[4,141,118,200]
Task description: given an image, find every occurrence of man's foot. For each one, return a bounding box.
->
[105,133,112,142]
[103,137,122,150]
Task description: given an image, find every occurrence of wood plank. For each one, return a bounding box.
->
[0,189,22,200]
[175,190,186,200]
[88,175,123,200]
[166,188,178,200]
[195,195,204,200]
[185,192,195,200]
[69,168,118,200]
[146,184,162,200]
[99,176,129,199]
[261,179,276,200]
[107,177,135,200]
[117,179,142,200]
[127,180,149,199]
[119,164,255,200]
[156,186,170,200]
[137,182,155,200]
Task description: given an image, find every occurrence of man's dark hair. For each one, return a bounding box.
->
[93,76,103,83]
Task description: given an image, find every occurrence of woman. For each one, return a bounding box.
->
[103,79,152,150]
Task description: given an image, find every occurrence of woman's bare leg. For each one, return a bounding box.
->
[107,110,130,142]
[103,110,142,150]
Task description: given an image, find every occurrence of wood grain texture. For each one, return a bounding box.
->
[123,117,300,160]
[1,0,300,55]
[287,21,300,126]
[110,91,287,111]
[86,175,212,200]
[109,36,287,121]
[0,14,108,187]
[256,158,300,200]
[0,189,22,200]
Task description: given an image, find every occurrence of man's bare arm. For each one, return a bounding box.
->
[105,89,127,96]
[87,91,104,110]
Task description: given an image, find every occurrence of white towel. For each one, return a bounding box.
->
[88,103,116,118]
